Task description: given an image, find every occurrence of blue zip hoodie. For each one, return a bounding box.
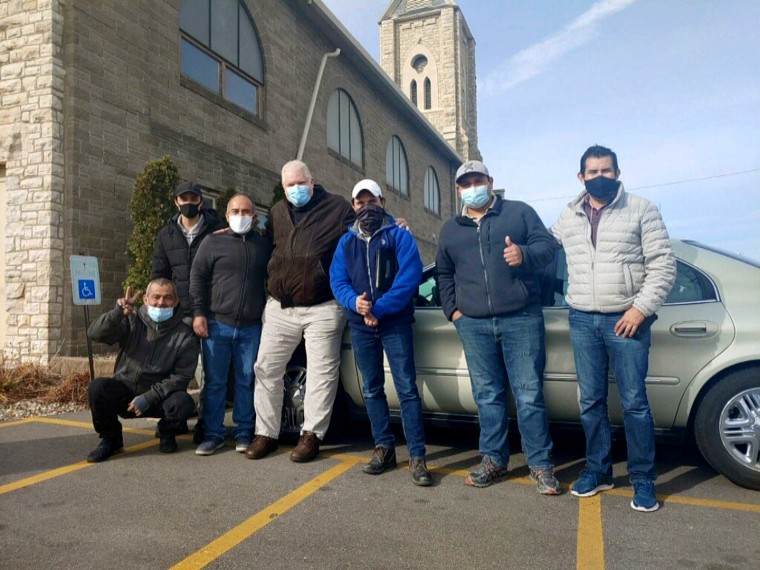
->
[330,213,423,332]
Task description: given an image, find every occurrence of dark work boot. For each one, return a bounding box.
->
[410,458,433,486]
[87,435,124,463]
[362,446,397,475]
[290,431,320,463]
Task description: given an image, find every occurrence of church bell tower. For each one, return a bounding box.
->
[380,0,481,160]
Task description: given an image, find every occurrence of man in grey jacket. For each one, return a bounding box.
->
[550,145,676,512]
[86,279,199,463]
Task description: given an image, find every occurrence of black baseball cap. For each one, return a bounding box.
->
[174,181,203,198]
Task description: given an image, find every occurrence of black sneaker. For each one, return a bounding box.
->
[159,435,178,454]
[410,458,432,486]
[155,422,189,438]
[362,446,397,475]
[86,436,124,463]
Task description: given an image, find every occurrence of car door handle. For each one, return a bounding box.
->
[670,321,718,338]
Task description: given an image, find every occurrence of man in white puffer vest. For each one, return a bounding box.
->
[550,145,676,512]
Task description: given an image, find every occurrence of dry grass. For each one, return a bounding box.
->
[0,364,89,406]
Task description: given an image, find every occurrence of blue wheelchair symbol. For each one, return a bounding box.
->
[78,279,96,300]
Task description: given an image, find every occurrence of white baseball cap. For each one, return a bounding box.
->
[351,179,383,199]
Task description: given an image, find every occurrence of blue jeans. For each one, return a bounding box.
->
[454,305,553,469]
[568,309,656,482]
[201,320,261,440]
[351,323,426,459]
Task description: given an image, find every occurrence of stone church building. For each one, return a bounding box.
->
[0,0,480,365]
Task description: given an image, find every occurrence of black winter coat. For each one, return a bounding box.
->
[436,196,559,320]
[151,209,226,316]
[190,229,272,328]
[88,304,199,407]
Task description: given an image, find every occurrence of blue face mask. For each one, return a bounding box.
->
[460,185,490,208]
[147,306,174,323]
[286,185,311,208]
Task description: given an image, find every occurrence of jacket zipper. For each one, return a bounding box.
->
[477,222,495,315]
[234,233,250,326]
[363,234,375,301]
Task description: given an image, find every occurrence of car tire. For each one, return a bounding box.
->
[278,359,348,444]
[694,368,760,491]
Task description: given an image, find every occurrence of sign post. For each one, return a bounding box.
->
[70,256,102,381]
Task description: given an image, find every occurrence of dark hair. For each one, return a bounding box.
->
[579,145,618,174]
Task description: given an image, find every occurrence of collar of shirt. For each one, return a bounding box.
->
[462,195,497,222]
[178,213,205,245]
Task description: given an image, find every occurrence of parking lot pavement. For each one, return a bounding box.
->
[2,412,759,570]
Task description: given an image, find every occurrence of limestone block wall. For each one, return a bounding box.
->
[0,0,65,364]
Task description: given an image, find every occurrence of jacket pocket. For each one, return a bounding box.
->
[623,264,634,297]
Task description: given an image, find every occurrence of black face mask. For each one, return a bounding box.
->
[179,202,200,218]
[584,176,619,201]
[356,203,385,235]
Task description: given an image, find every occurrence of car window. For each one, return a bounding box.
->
[417,272,440,307]
[540,250,568,307]
[665,261,717,304]
[539,252,718,307]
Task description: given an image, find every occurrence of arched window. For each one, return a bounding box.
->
[424,78,431,110]
[179,0,264,116]
[327,89,363,168]
[410,80,417,107]
[424,166,440,215]
[386,136,409,196]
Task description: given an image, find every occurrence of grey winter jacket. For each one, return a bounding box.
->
[88,304,199,407]
[551,182,676,317]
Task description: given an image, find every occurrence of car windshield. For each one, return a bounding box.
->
[683,240,760,269]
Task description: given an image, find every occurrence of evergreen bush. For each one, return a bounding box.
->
[124,156,178,292]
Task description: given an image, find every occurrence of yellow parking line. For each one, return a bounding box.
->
[31,416,156,436]
[170,457,363,570]
[604,488,760,513]
[577,495,605,570]
[0,418,36,428]
[0,438,160,495]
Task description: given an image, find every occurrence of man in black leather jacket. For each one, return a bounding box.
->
[86,279,199,462]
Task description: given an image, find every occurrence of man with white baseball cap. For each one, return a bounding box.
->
[330,179,431,485]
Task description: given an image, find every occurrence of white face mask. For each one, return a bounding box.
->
[228,215,253,234]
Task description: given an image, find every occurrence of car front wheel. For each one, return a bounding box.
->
[280,363,307,440]
[694,368,760,490]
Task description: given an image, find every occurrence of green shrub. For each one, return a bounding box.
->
[124,156,178,292]
[214,187,236,219]
[271,182,284,207]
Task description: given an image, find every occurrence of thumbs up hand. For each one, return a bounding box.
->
[503,235,523,267]
[355,291,373,315]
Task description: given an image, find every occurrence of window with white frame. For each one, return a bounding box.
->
[385,136,409,196]
[423,166,440,215]
[179,0,264,116]
[327,89,363,168]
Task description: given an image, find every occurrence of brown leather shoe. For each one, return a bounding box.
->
[244,435,278,460]
[290,431,320,463]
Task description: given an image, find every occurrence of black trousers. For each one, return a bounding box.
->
[88,377,195,439]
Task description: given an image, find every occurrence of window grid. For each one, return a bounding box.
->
[424,166,440,215]
[424,78,431,110]
[328,89,363,168]
[179,0,263,116]
[386,136,409,196]
[410,80,417,106]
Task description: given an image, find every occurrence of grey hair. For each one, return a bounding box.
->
[281,160,312,181]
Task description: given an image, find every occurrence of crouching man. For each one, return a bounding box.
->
[86,278,199,463]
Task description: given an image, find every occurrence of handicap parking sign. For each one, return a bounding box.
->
[70,256,101,306]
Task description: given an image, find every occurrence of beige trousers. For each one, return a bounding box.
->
[253,297,345,440]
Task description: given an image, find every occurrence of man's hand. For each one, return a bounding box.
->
[193,316,209,338]
[127,395,149,417]
[451,310,463,322]
[614,306,646,338]
[364,312,379,327]
[116,286,141,316]
[396,218,411,232]
[502,236,523,267]
[355,292,373,316]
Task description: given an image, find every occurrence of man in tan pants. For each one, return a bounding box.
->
[245,160,354,462]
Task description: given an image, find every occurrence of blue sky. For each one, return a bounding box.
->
[322,0,760,258]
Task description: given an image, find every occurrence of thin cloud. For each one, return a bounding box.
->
[480,0,636,95]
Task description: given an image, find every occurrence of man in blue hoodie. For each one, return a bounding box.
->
[436,160,561,493]
[330,179,431,486]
